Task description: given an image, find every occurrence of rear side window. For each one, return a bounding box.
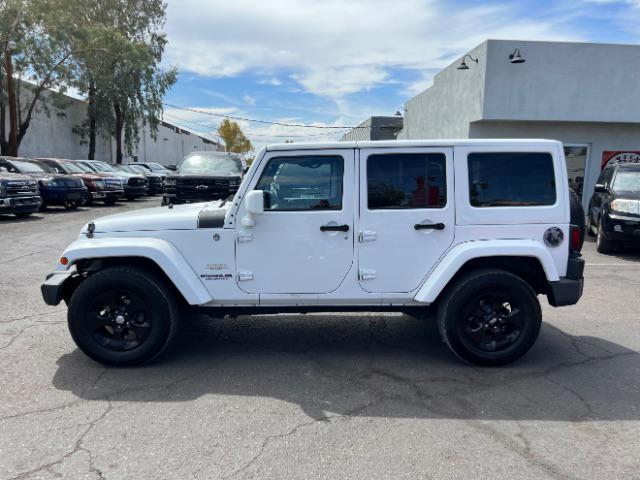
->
[468,152,556,207]
[367,153,447,209]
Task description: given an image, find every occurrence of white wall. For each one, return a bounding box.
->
[5,84,221,165]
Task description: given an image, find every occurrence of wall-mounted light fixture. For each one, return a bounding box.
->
[509,48,526,64]
[457,54,479,70]
[395,106,407,116]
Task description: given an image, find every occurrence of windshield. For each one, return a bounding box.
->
[613,170,640,193]
[55,162,84,174]
[179,155,242,174]
[118,166,135,173]
[90,162,118,173]
[11,160,52,174]
[128,165,148,174]
[147,163,167,171]
[73,162,97,173]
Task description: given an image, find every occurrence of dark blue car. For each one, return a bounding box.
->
[0,157,88,210]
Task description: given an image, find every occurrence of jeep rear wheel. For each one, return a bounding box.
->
[437,269,542,366]
[68,267,178,366]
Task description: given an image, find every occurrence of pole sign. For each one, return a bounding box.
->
[602,151,640,170]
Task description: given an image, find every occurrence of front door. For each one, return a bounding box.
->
[357,147,455,293]
[235,149,355,294]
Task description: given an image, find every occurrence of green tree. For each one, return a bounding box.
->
[217,118,253,154]
[73,0,176,162]
[0,0,83,156]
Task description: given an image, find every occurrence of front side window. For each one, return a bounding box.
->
[367,153,447,209]
[10,160,51,174]
[468,152,556,207]
[255,155,343,211]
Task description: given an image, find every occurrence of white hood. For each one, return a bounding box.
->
[82,201,227,234]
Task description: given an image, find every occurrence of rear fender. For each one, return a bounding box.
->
[56,237,212,305]
[414,240,560,304]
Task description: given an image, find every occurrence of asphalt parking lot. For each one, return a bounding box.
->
[1,198,639,480]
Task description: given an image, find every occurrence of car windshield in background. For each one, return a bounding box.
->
[180,155,242,174]
[128,165,149,174]
[91,162,118,173]
[147,163,168,171]
[56,162,85,174]
[613,170,640,193]
[12,160,52,174]
[118,166,136,174]
[73,162,96,173]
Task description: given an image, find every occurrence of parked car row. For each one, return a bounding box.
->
[0,156,173,218]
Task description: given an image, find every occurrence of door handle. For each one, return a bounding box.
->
[414,223,445,231]
[320,224,350,232]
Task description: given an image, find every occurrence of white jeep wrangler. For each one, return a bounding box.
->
[42,140,585,367]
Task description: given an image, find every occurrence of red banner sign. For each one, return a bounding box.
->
[602,151,640,170]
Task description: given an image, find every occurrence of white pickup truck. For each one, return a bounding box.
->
[42,140,585,367]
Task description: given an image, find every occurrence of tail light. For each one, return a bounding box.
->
[570,225,582,253]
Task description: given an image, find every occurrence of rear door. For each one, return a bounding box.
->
[357,147,455,293]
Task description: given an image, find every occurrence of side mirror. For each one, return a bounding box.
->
[594,184,606,194]
[242,190,264,227]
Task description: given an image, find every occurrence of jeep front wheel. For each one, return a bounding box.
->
[68,267,178,366]
[437,269,542,366]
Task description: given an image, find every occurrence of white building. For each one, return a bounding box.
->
[8,84,223,166]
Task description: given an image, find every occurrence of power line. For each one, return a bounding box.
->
[163,110,352,139]
[163,102,367,130]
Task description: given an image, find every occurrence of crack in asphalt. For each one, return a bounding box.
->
[7,400,113,480]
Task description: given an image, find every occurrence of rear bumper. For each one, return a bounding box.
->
[547,255,585,307]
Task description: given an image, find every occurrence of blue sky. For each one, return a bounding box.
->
[161,0,640,149]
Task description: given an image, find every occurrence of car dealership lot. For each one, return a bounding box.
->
[1,199,639,480]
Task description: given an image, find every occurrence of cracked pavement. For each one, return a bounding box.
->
[1,198,640,479]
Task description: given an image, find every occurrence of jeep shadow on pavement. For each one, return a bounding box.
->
[52,316,640,423]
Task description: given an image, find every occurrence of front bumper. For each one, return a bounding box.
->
[547,255,585,307]
[0,195,42,213]
[91,189,124,201]
[601,213,640,243]
[124,185,148,198]
[41,268,76,306]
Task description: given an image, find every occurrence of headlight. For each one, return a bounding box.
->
[0,182,6,195]
[164,178,177,186]
[611,199,640,215]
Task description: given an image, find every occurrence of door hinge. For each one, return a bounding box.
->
[237,231,254,243]
[359,269,377,281]
[237,271,254,281]
[358,230,377,243]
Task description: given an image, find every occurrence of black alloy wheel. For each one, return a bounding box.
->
[86,289,152,351]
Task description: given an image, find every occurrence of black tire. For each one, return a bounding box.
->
[437,269,542,366]
[585,212,596,237]
[596,218,615,254]
[103,198,117,206]
[569,189,585,251]
[64,200,78,210]
[68,267,179,366]
[126,196,135,201]
[14,212,32,218]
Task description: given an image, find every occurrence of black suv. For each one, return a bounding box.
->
[162,152,246,205]
[588,161,640,253]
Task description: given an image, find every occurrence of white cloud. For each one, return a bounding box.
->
[243,94,256,106]
[165,0,584,99]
